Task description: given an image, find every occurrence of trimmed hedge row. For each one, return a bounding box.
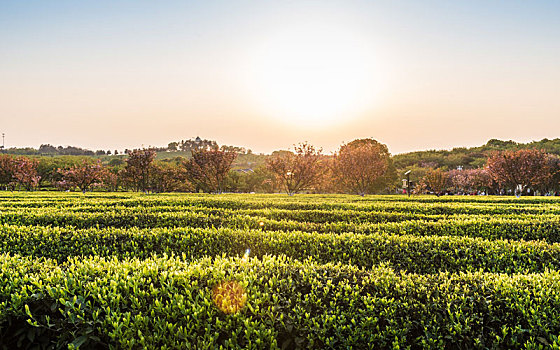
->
[1,224,560,274]
[3,193,560,216]
[0,209,438,234]
[2,254,560,349]
[385,217,560,243]
[4,209,560,243]
[0,205,433,225]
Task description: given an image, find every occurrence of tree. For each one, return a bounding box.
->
[448,169,470,193]
[266,142,323,195]
[332,138,392,196]
[38,144,58,155]
[539,155,560,194]
[0,155,14,189]
[469,168,496,193]
[167,142,179,151]
[243,165,278,193]
[11,157,40,190]
[177,138,218,152]
[486,149,552,194]
[448,168,494,194]
[58,160,106,192]
[101,167,120,192]
[150,162,190,193]
[419,168,448,196]
[35,156,86,188]
[184,148,237,193]
[123,149,156,192]
[314,157,337,194]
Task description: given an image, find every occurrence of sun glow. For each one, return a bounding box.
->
[244,21,384,128]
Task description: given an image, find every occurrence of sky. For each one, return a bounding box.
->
[1,0,559,154]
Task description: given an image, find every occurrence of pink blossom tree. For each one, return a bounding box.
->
[11,157,41,190]
[58,160,106,192]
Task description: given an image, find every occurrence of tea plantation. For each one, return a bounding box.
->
[2,192,560,349]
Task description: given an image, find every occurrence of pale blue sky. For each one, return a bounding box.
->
[1,1,559,153]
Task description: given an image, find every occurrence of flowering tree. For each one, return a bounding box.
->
[448,169,469,193]
[417,168,449,196]
[266,142,323,195]
[332,138,392,196]
[11,157,41,190]
[58,160,106,192]
[544,155,560,193]
[0,155,15,189]
[184,149,237,193]
[123,149,156,192]
[101,168,120,192]
[448,168,494,194]
[486,149,552,194]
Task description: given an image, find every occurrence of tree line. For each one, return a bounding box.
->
[415,149,560,196]
[0,137,251,157]
[0,139,394,194]
[1,139,560,196]
[393,138,560,171]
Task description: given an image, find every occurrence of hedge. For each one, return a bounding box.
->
[1,224,560,274]
[2,254,560,349]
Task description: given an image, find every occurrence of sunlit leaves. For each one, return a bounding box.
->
[184,148,237,194]
[266,142,323,195]
[332,138,393,196]
[57,160,106,192]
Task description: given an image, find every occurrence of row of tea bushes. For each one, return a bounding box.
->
[0,208,437,233]
[384,217,560,243]
[2,254,560,349]
[4,208,560,242]
[3,200,560,217]
[1,224,560,274]
[4,193,560,215]
[0,205,433,225]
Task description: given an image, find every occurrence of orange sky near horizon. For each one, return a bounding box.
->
[1,1,559,155]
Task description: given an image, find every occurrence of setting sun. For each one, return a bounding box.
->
[243,20,383,128]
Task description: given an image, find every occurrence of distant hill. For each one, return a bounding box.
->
[0,137,267,170]
[155,150,267,170]
[393,138,560,170]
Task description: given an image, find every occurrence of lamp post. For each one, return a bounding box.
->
[404,170,411,197]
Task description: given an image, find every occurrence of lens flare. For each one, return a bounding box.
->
[212,281,247,314]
